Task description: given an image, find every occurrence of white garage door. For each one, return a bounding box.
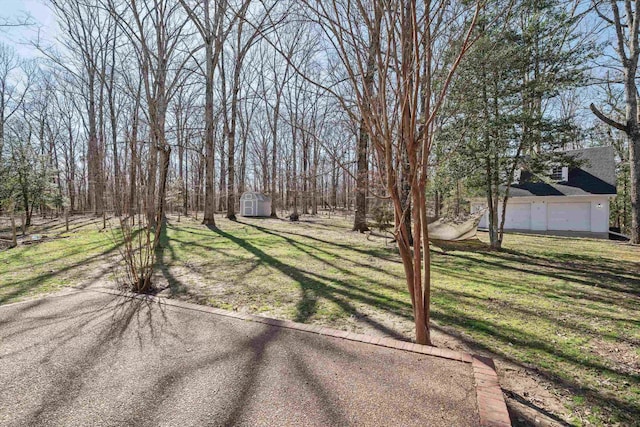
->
[547,202,590,231]
[503,203,531,230]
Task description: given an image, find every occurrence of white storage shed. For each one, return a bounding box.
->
[240,191,272,217]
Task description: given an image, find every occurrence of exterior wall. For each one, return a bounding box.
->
[590,199,610,233]
[472,196,612,234]
[256,201,272,217]
[530,201,547,231]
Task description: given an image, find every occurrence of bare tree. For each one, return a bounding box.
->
[259,30,299,216]
[591,0,640,244]
[222,1,276,220]
[178,0,235,226]
[48,0,110,217]
[352,6,381,233]
[301,0,483,344]
[105,0,192,292]
[0,44,31,166]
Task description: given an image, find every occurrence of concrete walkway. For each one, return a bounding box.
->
[0,290,500,426]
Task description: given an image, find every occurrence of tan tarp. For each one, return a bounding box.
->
[427,212,485,241]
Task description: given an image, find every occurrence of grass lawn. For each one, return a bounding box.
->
[0,217,119,304]
[1,213,638,426]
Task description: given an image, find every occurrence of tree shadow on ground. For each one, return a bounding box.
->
[1,292,172,425]
[432,239,640,422]
[483,248,639,295]
[429,311,640,425]
[502,388,573,427]
[164,219,639,425]
[206,224,410,341]
[3,290,398,426]
[122,305,419,426]
[0,238,123,305]
[436,245,639,303]
[236,220,405,290]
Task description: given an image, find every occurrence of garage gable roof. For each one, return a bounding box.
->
[510,146,617,197]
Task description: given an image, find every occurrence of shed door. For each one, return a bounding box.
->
[503,203,531,230]
[243,200,254,216]
[547,202,590,231]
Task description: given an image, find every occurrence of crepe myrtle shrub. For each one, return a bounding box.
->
[107,212,159,294]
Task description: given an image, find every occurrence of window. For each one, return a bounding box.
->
[550,166,563,181]
[550,166,568,182]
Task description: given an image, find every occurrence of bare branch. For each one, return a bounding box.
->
[590,102,628,131]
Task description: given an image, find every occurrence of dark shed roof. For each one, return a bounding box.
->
[510,146,617,197]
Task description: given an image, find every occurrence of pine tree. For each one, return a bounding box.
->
[438,0,592,249]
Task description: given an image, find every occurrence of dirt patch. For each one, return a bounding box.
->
[586,339,639,378]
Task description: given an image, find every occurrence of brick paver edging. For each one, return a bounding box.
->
[87,287,511,426]
[472,356,512,426]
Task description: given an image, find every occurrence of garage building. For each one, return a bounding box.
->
[472,146,617,236]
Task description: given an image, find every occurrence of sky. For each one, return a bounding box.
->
[0,0,624,132]
[0,0,57,58]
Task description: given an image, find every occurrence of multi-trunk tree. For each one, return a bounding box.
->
[104,0,191,291]
[305,0,484,345]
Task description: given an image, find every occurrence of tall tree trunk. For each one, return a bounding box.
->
[270,92,281,217]
[225,61,240,221]
[591,0,640,243]
[627,119,640,243]
[239,131,247,196]
[202,34,217,226]
[108,25,120,217]
[353,119,370,231]
[67,125,76,212]
[0,84,4,165]
[87,77,104,216]
[218,138,227,212]
[312,135,318,214]
[10,211,17,248]
[227,128,236,220]
[353,9,380,231]
[331,157,337,208]
[292,130,298,215]
[147,142,158,226]
[302,136,309,214]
